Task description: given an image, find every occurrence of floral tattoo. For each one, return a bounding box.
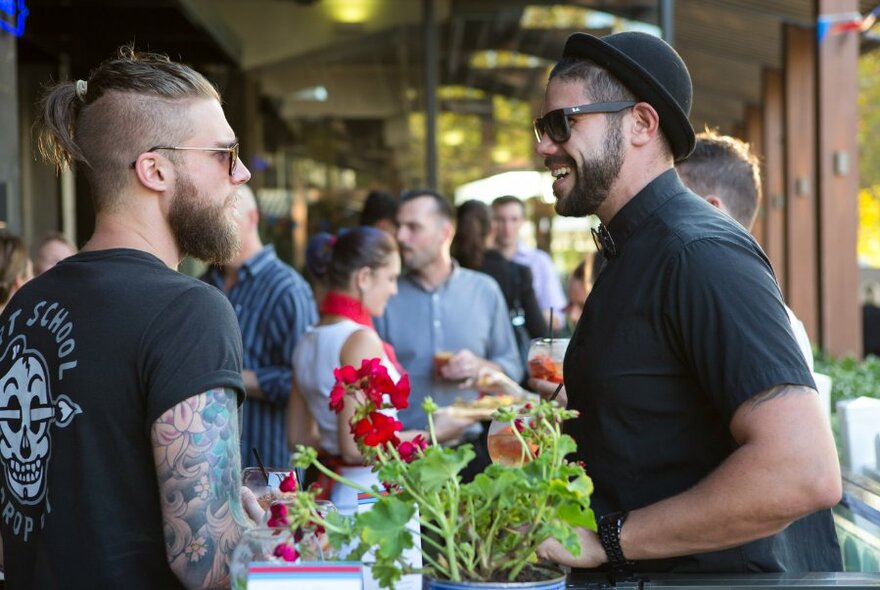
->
[152,387,248,588]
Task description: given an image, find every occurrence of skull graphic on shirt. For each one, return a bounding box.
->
[0,335,80,505]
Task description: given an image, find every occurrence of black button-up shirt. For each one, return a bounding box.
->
[565,169,840,572]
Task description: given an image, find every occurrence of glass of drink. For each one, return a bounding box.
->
[486,412,539,467]
[527,338,569,384]
[433,350,453,378]
[242,467,297,512]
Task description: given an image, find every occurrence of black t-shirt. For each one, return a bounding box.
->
[565,170,841,573]
[0,249,244,589]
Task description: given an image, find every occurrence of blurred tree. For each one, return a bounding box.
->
[858,52,880,267]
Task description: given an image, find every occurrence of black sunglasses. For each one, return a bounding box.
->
[533,101,636,144]
[130,143,240,176]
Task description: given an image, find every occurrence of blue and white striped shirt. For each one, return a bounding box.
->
[204,245,318,468]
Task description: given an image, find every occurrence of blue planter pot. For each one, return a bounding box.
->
[423,568,566,590]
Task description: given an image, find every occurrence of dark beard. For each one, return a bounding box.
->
[554,119,624,217]
[168,173,240,264]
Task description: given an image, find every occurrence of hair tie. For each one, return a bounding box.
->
[75,80,88,101]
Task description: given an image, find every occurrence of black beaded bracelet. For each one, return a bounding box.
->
[598,511,634,571]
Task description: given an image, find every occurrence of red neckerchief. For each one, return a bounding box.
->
[319,291,405,376]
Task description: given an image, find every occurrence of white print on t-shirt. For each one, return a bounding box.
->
[0,335,81,539]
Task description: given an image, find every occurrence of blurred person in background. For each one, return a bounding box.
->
[289,227,472,512]
[676,130,813,370]
[202,184,318,469]
[451,199,546,373]
[33,232,76,275]
[376,189,522,481]
[562,251,603,331]
[359,190,399,235]
[491,195,567,332]
[0,234,34,312]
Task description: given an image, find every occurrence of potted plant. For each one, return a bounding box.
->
[273,358,596,589]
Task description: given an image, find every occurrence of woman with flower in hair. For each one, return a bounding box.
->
[289,227,471,513]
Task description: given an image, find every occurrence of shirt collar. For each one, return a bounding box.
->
[605,168,683,255]
[242,244,277,278]
[403,259,460,293]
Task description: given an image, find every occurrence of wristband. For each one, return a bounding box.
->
[598,511,634,571]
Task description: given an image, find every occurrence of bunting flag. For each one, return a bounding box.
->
[818,5,880,43]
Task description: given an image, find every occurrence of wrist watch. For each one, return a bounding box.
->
[598,511,634,571]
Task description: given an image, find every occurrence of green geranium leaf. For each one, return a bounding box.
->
[358,496,416,560]
[369,561,405,589]
[411,445,475,493]
[556,502,596,530]
[468,468,522,503]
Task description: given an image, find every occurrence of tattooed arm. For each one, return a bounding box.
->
[538,384,842,567]
[152,388,254,590]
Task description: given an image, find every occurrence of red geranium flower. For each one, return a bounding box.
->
[329,382,347,414]
[388,374,410,410]
[279,471,297,493]
[333,365,359,385]
[358,357,388,380]
[351,411,403,447]
[363,372,397,407]
[267,502,289,528]
[273,542,299,562]
[397,433,427,463]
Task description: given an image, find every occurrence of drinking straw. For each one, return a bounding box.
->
[549,308,554,346]
[549,382,564,402]
[252,447,270,485]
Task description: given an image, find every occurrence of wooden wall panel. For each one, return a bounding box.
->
[744,104,766,247]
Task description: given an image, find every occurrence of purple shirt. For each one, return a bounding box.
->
[512,243,566,315]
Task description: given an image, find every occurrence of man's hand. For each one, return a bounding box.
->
[528,377,567,407]
[536,527,606,568]
[432,411,478,444]
[241,486,265,525]
[441,349,483,381]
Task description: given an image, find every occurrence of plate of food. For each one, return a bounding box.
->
[440,393,525,420]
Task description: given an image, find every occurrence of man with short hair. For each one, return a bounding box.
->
[534,32,841,573]
[0,48,261,588]
[202,184,317,469]
[491,195,567,330]
[676,130,813,370]
[33,232,77,275]
[359,190,399,235]
[375,189,523,430]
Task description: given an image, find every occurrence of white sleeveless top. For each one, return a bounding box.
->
[292,320,402,513]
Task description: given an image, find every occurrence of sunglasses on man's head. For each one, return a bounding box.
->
[533,101,637,144]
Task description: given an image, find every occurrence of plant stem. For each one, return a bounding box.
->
[310,457,377,497]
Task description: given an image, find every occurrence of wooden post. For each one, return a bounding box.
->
[744,104,766,246]
[784,24,819,342]
[762,69,786,292]
[817,0,861,356]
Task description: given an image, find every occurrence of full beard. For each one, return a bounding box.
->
[168,173,241,265]
[554,120,624,218]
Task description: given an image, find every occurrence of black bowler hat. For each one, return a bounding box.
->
[562,31,695,161]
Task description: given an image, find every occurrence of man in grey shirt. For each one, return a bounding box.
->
[375,189,523,430]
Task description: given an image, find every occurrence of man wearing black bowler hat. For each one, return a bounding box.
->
[534,32,842,573]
